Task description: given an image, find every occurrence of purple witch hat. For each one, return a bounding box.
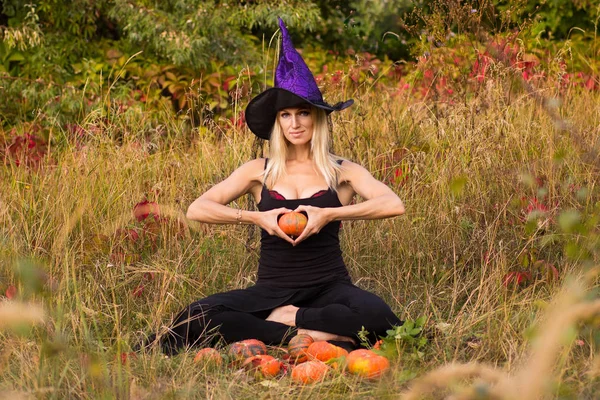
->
[245,18,354,140]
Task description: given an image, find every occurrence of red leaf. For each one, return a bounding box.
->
[535,260,559,282]
[119,352,137,365]
[143,272,155,281]
[503,271,532,288]
[279,361,290,376]
[133,201,160,221]
[5,285,17,299]
[115,228,140,243]
[546,264,559,281]
[132,284,144,298]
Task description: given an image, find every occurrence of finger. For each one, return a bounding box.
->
[274,208,294,223]
[292,233,305,245]
[293,205,308,213]
[275,227,295,245]
[293,226,315,245]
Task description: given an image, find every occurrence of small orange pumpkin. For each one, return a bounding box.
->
[193,348,223,366]
[306,341,348,362]
[288,334,314,363]
[242,354,281,378]
[228,339,268,362]
[291,360,329,384]
[346,349,390,379]
[278,212,308,237]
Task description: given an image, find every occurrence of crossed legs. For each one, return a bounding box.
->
[267,282,401,344]
[266,305,356,343]
[159,281,401,354]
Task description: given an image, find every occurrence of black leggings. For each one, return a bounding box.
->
[159,281,401,354]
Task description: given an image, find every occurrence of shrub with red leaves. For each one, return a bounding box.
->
[4,134,48,168]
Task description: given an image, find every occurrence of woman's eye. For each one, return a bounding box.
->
[300,111,310,116]
[280,113,289,118]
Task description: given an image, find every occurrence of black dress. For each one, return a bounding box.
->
[157,161,401,354]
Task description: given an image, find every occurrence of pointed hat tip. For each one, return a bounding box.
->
[278,17,287,33]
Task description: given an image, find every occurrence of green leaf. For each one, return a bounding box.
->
[558,209,581,233]
[396,370,418,384]
[410,327,422,335]
[8,52,25,62]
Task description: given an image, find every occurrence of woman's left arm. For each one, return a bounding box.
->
[293,161,404,244]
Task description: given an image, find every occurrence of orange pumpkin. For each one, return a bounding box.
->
[306,341,348,362]
[228,339,268,362]
[346,349,390,379]
[242,354,282,378]
[193,348,223,366]
[291,360,329,384]
[288,334,314,363]
[278,212,308,237]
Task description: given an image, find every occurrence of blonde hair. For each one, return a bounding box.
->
[263,106,342,190]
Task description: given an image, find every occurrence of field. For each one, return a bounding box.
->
[1,49,600,399]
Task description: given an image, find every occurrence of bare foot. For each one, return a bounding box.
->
[266,305,299,326]
[297,328,356,345]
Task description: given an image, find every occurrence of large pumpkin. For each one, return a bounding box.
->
[288,334,314,363]
[346,349,390,379]
[228,339,268,362]
[242,354,281,378]
[306,341,348,363]
[291,360,329,384]
[278,212,308,238]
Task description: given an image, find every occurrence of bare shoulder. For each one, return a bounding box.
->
[338,159,372,181]
[337,157,395,201]
[234,158,266,181]
[199,158,266,204]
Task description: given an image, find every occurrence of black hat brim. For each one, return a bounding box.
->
[245,88,353,140]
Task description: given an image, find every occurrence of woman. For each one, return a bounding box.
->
[156,19,404,355]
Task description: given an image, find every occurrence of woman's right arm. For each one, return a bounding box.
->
[186,159,295,243]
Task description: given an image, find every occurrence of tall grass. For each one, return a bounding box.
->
[0,70,599,398]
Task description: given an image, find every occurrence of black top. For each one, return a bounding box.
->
[179,159,353,315]
[256,160,351,288]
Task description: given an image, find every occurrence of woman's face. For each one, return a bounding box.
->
[277,106,314,146]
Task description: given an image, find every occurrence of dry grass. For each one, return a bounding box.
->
[400,268,600,400]
[0,70,599,398]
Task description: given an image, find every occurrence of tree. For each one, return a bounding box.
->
[0,0,323,77]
